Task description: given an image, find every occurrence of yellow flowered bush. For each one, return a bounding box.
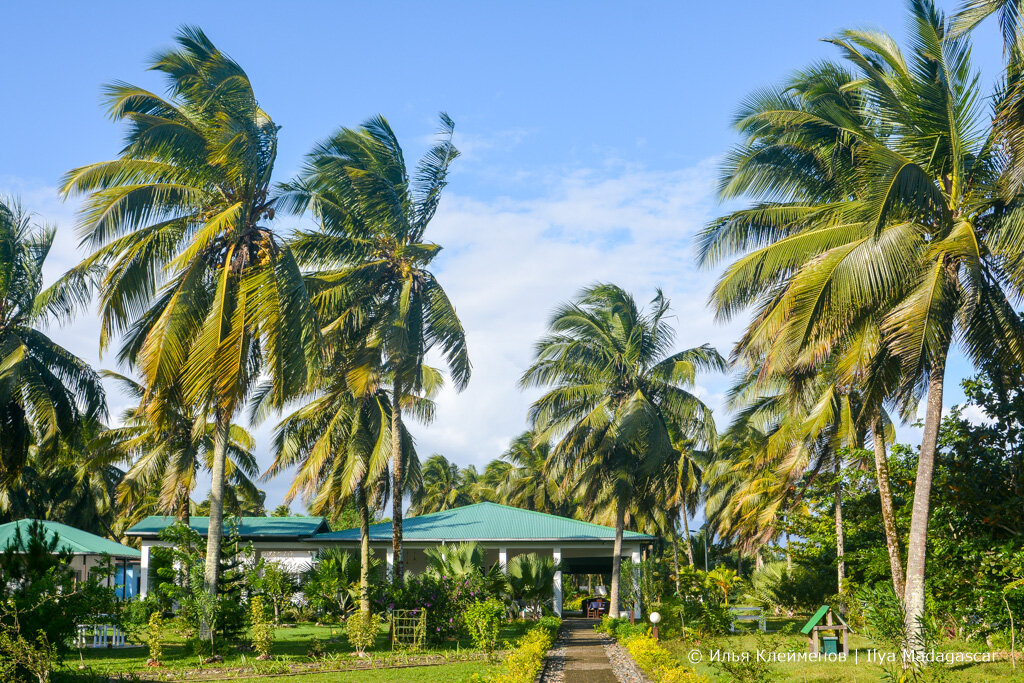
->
[621,633,705,683]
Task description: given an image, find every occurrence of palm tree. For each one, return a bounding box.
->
[409,454,476,515]
[266,363,423,612]
[59,27,316,600]
[280,113,471,582]
[0,198,106,485]
[707,566,742,606]
[97,372,260,531]
[953,1,1024,57]
[506,553,560,614]
[521,284,723,616]
[699,2,1024,649]
[0,421,122,537]
[479,459,512,502]
[497,432,564,514]
[423,541,486,578]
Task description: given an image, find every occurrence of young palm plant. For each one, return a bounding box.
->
[59,27,317,599]
[279,113,470,582]
[521,284,723,616]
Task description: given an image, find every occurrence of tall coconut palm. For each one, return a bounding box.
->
[265,358,424,612]
[59,27,316,600]
[699,2,1024,650]
[0,198,106,484]
[497,432,564,514]
[0,423,122,538]
[409,454,486,515]
[521,284,723,616]
[279,113,470,581]
[97,372,260,531]
[952,1,1024,57]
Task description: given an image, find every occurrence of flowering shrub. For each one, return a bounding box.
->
[378,572,489,642]
[621,633,705,683]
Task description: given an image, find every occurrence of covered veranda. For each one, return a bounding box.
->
[310,501,656,617]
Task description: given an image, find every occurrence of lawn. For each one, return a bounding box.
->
[658,618,1020,682]
[54,621,528,681]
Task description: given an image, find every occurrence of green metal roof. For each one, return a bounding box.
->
[125,516,329,540]
[313,502,656,543]
[0,519,141,558]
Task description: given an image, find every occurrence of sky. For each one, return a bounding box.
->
[0,1,1006,514]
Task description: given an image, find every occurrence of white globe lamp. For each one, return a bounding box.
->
[649,611,662,639]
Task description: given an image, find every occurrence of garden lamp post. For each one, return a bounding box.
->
[649,611,661,640]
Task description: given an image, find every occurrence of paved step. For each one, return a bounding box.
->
[560,618,620,683]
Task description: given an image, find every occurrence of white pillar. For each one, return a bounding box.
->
[553,547,562,617]
[386,547,394,580]
[499,547,508,574]
[140,544,150,598]
[631,547,642,619]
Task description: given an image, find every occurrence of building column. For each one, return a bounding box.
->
[386,547,394,580]
[499,547,508,575]
[553,547,562,617]
[140,544,150,598]
[631,547,641,619]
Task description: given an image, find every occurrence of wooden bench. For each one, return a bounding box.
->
[729,606,767,633]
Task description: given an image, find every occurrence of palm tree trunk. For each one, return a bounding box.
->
[682,511,694,566]
[786,530,792,571]
[904,359,946,656]
[871,412,905,601]
[358,481,371,614]
[609,500,626,617]
[202,415,230,639]
[391,386,404,584]
[835,459,845,597]
[671,535,681,595]
[181,493,192,592]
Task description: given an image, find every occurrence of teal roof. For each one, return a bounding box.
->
[125,516,329,540]
[0,520,141,558]
[314,502,656,543]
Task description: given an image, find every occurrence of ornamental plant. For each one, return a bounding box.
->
[344,612,382,656]
[249,596,274,659]
[378,573,487,642]
[146,612,164,664]
[622,633,705,683]
[463,598,504,656]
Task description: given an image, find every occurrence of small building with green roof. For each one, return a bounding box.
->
[0,519,142,599]
[312,501,656,617]
[125,515,330,598]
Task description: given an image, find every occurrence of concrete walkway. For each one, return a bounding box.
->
[560,618,619,683]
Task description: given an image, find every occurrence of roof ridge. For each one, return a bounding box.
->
[451,500,649,536]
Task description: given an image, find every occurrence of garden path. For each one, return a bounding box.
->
[556,618,624,683]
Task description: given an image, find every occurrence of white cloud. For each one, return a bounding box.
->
[4,160,741,509]
[408,159,744,469]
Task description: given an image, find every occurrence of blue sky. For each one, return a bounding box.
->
[0,1,1006,512]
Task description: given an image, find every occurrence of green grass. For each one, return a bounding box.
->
[54,621,528,681]
[256,660,504,682]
